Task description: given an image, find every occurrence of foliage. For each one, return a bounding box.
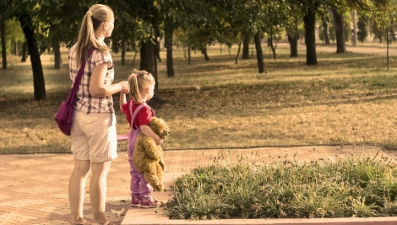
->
[357,14,369,43]
[319,13,335,43]
[165,151,397,219]
[3,19,24,55]
[372,0,397,42]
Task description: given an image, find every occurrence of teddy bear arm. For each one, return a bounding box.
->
[142,139,161,160]
[142,165,163,192]
[159,158,166,171]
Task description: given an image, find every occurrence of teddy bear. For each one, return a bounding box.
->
[132,117,169,192]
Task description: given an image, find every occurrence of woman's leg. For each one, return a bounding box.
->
[68,160,91,222]
[90,161,112,223]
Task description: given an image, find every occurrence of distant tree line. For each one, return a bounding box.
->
[0,0,396,100]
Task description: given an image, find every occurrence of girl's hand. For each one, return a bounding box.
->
[155,136,163,145]
[119,81,129,93]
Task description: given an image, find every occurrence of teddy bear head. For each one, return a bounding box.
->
[149,117,170,140]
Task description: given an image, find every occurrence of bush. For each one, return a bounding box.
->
[164,152,397,220]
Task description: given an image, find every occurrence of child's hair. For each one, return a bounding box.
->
[128,69,155,103]
[75,4,114,65]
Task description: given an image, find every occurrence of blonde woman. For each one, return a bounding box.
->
[120,70,162,208]
[67,4,129,225]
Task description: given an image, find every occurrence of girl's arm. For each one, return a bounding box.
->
[140,125,163,145]
[120,92,127,111]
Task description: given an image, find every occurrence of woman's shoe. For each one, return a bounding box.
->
[92,221,114,225]
[70,218,91,225]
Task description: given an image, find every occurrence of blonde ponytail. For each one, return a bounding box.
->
[128,70,155,104]
[75,4,113,65]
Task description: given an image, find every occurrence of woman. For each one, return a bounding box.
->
[67,4,129,225]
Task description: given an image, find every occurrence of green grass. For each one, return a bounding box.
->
[165,151,397,219]
[1,43,397,153]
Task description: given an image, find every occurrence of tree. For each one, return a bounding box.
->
[357,14,369,43]
[285,3,305,58]
[2,0,47,100]
[242,32,250,59]
[1,21,6,69]
[33,1,85,70]
[254,32,265,73]
[290,0,321,65]
[303,6,318,65]
[164,20,174,77]
[5,19,26,58]
[319,14,331,44]
[260,1,292,60]
[332,8,346,53]
[371,0,397,69]
[156,0,212,77]
[18,9,46,100]
[0,0,7,69]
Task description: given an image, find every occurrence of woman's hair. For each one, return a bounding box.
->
[75,4,114,65]
[128,69,155,103]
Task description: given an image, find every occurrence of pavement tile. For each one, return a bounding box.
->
[0,212,38,224]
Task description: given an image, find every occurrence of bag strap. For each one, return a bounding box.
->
[129,101,155,129]
[66,47,95,103]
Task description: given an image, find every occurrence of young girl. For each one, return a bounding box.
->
[120,70,162,208]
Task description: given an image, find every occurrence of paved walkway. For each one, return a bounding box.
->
[1,145,397,225]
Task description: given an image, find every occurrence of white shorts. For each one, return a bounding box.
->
[70,110,118,163]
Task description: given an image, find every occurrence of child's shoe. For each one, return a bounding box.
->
[140,198,158,208]
[130,197,142,207]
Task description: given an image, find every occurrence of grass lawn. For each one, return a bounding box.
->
[1,43,397,154]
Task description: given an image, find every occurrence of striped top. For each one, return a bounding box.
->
[68,42,115,114]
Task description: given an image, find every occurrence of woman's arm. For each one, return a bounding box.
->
[89,63,129,97]
[140,125,163,145]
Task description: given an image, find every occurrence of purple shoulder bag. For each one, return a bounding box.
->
[54,47,94,136]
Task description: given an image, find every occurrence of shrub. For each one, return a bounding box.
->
[164,152,397,219]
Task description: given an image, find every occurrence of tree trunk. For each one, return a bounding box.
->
[322,19,330,45]
[303,8,318,65]
[242,32,249,59]
[164,22,174,77]
[201,45,209,61]
[269,36,277,60]
[131,50,137,68]
[267,37,272,47]
[387,28,390,71]
[155,38,161,62]
[187,45,191,65]
[254,32,265,73]
[52,42,61,69]
[140,39,158,92]
[1,21,6,69]
[351,10,357,47]
[235,42,241,64]
[288,34,298,57]
[21,41,28,62]
[14,40,19,55]
[332,9,346,53]
[19,12,46,100]
[121,42,126,66]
